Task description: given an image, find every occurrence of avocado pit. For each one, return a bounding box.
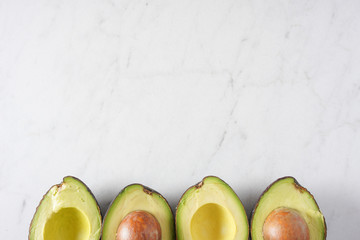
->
[263,208,309,240]
[116,210,161,240]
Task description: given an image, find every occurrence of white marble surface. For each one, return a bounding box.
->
[1,0,360,239]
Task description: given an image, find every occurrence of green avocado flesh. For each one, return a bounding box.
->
[251,177,326,240]
[29,176,102,240]
[176,176,249,240]
[102,184,175,240]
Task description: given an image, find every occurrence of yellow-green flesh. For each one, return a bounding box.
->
[251,177,326,240]
[190,203,236,240]
[102,185,174,240]
[44,208,90,240]
[29,177,101,240]
[176,177,249,240]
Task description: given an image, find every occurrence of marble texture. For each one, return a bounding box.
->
[1,0,360,239]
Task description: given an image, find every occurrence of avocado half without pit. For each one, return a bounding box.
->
[102,184,175,240]
[29,176,102,240]
[176,176,249,240]
[251,176,326,240]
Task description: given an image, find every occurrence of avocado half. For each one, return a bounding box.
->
[176,176,249,240]
[251,176,326,240]
[29,176,102,240]
[102,184,175,240]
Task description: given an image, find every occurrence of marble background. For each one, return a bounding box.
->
[1,0,360,239]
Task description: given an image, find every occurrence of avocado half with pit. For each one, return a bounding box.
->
[176,176,249,240]
[29,176,102,240]
[102,184,175,240]
[251,176,326,240]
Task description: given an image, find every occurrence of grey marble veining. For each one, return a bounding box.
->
[1,0,360,239]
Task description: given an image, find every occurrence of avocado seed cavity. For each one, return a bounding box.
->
[116,210,161,240]
[263,208,309,240]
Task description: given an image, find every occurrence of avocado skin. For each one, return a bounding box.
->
[28,176,102,240]
[70,176,102,216]
[102,183,175,222]
[175,175,215,234]
[102,183,175,240]
[175,175,249,240]
[250,176,327,240]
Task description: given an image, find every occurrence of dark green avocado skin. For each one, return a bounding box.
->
[175,176,249,240]
[250,176,327,240]
[102,183,175,226]
[29,176,102,240]
[102,183,175,240]
[68,176,102,216]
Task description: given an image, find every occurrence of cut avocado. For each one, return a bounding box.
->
[176,176,249,240]
[29,176,102,240]
[102,184,175,240]
[251,176,326,240]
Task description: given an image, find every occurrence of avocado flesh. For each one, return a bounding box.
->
[29,176,102,240]
[102,184,175,240]
[176,176,249,240]
[251,177,326,240]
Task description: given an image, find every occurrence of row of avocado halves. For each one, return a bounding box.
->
[29,175,327,240]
